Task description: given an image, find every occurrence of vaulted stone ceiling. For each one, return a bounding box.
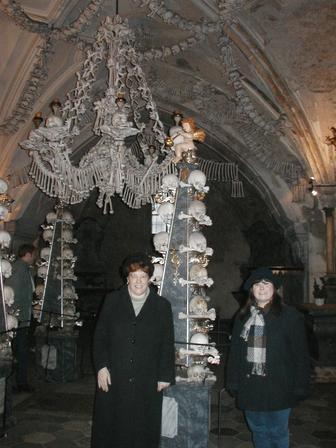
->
[0,0,335,227]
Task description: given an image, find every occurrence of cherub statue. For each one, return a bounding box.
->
[171,118,206,164]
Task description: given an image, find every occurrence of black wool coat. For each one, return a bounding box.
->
[226,305,310,411]
[91,286,175,448]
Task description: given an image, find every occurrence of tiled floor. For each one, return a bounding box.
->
[1,372,335,447]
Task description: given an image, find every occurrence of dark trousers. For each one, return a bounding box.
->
[13,327,29,386]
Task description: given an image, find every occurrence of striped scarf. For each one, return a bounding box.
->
[240,305,266,376]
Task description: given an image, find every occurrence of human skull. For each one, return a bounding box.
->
[37,265,48,278]
[189,295,208,315]
[190,264,209,282]
[62,229,74,243]
[153,232,169,253]
[189,231,207,252]
[62,210,75,225]
[63,285,76,299]
[188,200,206,221]
[0,178,8,194]
[150,263,163,285]
[40,247,51,260]
[62,267,77,280]
[3,286,14,306]
[62,246,74,259]
[6,313,18,331]
[0,205,9,221]
[188,170,208,192]
[158,203,174,224]
[35,284,45,298]
[190,333,209,353]
[42,228,53,242]
[187,364,206,381]
[0,230,11,249]
[161,174,179,192]
[0,260,12,278]
[46,211,57,225]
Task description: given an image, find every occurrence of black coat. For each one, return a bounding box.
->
[226,305,310,411]
[91,286,175,448]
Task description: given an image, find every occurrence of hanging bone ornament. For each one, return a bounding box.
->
[3,286,15,306]
[158,202,174,224]
[0,205,9,221]
[46,211,57,225]
[150,263,163,285]
[178,200,212,226]
[153,232,169,254]
[179,231,213,256]
[179,264,214,288]
[42,228,53,242]
[161,174,179,192]
[0,259,12,278]
[0,230,11,249]
[40,247,51,261]
[0,178,8,194]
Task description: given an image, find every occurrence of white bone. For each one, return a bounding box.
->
[0,178,8,194]
[0,230,11,249]
[150,263,163,285]
[0,205,9,221]
[40,247,51,260]
[3,286,14,306]
[157,202,174,224]
[188,170,209,193]
[161,174,179,192]
[178,308,216,321]
[42,228,53,242]
[46,211,57,224]
[6,313,18,331]
[153,231,169,253]
[37,265,48,278]
[0,260,12,278]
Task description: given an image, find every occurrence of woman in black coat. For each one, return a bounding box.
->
[91,254,175,448]
[226,267,310,448]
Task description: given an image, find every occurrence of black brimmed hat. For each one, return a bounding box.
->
[244,267,281,291]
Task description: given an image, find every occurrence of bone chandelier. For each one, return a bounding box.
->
[20,16,176,214]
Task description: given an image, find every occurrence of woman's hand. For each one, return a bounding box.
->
[157,381,170,392]
[97,367,111,392]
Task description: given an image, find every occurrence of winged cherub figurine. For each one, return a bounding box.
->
[171,118,206,163]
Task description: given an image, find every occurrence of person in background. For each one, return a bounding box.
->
[7,244,36,392]
[226,267,310,448]
[91,253,175,448]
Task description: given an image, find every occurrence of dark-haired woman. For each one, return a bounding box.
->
[91,254,175,448]
[226,267,310,448]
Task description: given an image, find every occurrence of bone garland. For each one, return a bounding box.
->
[134,0,220,34]
[1,0,104,42]
[217,32,282,136]
[0,39,52,135]
[140,34,205,62]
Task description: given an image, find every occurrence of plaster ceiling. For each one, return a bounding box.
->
[0,0,335,224]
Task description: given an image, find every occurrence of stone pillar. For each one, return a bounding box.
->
[323,207,335,274]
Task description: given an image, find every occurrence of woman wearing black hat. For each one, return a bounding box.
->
[226,267,310,448]
[91,254,175,448]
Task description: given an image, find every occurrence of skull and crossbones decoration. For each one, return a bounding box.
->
[178,200,212,226]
